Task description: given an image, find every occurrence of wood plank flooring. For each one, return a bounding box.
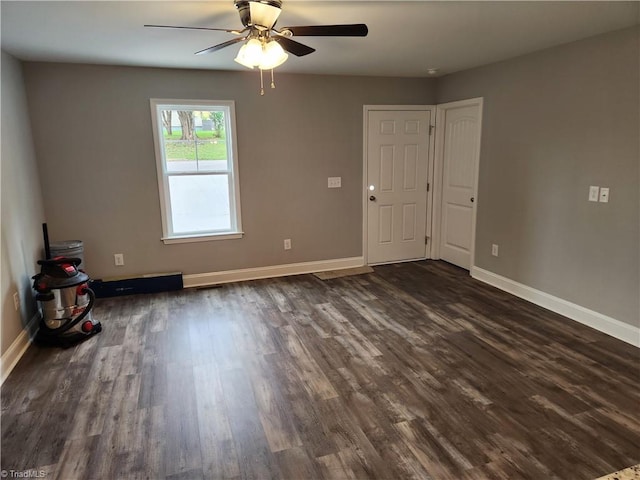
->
[2,260,639,479]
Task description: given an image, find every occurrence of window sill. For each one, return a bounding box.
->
[161,232,244,245]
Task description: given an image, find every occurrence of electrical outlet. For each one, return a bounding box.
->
[283,239,291,250]
[328,177,342,188]
[492,244,499,257]
[588,186,600,202]
[599,187,610,203]
[13,292,20,311]
[114,253,124,266]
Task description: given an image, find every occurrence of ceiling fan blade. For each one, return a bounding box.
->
[195,37,247,55]
[274,36,316,57]
[280,24,368,37]
[144,24,245,35]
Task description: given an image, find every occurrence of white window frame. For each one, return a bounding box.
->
[150,99,243,244]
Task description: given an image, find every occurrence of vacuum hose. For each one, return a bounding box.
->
[38,286,96,336]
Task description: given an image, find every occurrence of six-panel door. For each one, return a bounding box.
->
[367,110,430,264]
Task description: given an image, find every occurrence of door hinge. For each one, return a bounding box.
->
[429,125,435,136]
[425,236,430,245]
[427,182,430,192]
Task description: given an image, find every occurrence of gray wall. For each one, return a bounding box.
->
[437,26,639,327]
[1,51,46,355]
[22,64,435,280]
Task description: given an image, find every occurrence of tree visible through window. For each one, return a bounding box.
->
[150,100,242,243]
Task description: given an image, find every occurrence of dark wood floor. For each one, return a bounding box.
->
[2,260,639,479]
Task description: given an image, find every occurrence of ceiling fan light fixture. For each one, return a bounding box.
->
[233,44,252,68]
[259,40,288,70]
[233,37,263,68]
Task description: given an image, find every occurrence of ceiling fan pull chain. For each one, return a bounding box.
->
[260,68,265,96]
[270,69,276,89]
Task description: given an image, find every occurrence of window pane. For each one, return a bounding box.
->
[194,137,229,172]
[168,174,230,234]
[196,110,229,172]
[162,109,229,173]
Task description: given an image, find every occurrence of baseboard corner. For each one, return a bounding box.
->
[1,313,39,384]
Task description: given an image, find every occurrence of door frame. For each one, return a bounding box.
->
[362,105,436,265]
[430,97,484,269]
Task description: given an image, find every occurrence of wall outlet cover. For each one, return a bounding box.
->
[599,187,610,203]
[328,177,342,188]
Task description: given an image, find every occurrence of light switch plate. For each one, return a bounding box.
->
[588,186,599,202]
[599,187,610,203]
[328,177,342,188]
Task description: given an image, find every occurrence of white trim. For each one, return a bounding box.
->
[471,266,640,347]
[362,105,436,265]
[431,97,483,268]
[363,105,436,112]
[183,256,365,288]
[362,107,369,264]
[1,314,39,385]
[425,112,437,253]
[162,232,244,244]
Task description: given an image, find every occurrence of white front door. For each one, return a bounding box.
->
[436,100,482,270]
[366,109,431,264]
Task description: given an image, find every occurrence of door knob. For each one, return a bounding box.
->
[470,197,475,203]
[369,195,376,201]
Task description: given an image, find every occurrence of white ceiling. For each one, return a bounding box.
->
[1,1,638,78]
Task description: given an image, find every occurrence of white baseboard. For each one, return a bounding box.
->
[183,256,365,288]
[471,266,639,347]
[1,313,39,384]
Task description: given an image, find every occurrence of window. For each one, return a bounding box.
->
[150,99,242,243]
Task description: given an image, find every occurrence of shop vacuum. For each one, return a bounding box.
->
[32,224,102,348]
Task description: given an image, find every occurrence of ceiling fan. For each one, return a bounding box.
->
[145,0,368,69]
